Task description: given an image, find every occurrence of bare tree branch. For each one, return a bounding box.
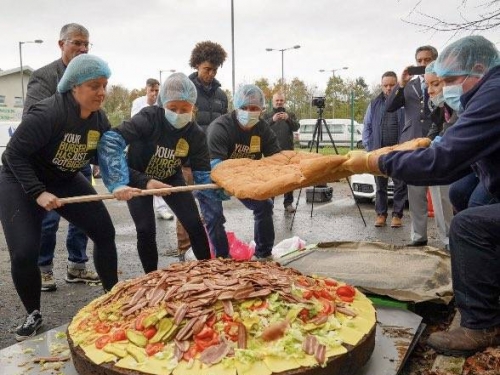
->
[403,0,500,33]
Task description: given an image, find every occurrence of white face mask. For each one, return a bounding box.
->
[430,92,445,107]
[236,109,260,128]
[164,108,192,129]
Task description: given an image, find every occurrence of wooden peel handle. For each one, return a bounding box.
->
[58,183,219,204]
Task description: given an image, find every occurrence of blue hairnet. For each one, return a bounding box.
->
[159,72,197,105]
[57,54,111,93]
[233,84,265,109]
[434,35,500,77]
[425,61,437,75]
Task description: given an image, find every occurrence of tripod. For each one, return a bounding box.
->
[289,106,366,229]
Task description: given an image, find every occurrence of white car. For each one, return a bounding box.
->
[350,173,395,203]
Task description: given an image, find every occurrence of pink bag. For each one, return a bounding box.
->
[227,232,254,260]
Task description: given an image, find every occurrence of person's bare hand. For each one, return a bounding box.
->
[36,192,63,211]
[280,112,289,120]
[146,179,173,196]
[272,113,281,122]
[400,66,412,87]
[113,186,142,201]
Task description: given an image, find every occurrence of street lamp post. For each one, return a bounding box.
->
[265,45,301,89]
[159,69,176,85]
[319,67,348,118]
[19,39,43,105]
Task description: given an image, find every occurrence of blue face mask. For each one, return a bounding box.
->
[442,76,468,112]
[236,109,260,128]
[164,108,192,129]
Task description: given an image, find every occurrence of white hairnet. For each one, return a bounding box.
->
[233,84,265,109]
[159,72,197,105]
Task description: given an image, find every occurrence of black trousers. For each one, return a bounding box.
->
[0,170,118,314]
[127,172,210,273]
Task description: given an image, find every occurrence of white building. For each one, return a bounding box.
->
[0,66,33,121]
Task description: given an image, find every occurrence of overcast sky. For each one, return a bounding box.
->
[1,0,498,95]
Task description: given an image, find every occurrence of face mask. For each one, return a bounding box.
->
[236,109,260,128]
[442,76,468,112]
[430,92,445,107]
[164,108,192,129]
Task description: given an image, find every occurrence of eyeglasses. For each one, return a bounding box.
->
[65,39,92,50]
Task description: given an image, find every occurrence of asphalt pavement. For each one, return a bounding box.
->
[0,178,444,349]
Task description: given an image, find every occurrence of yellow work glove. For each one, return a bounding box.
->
[343,151,382,175]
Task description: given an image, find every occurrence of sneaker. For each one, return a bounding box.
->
[65,267,101,283]
[374,215,387,227]
[284,205,296,214]
[427,326,500,357]
[41,271,57,292]
[251,255,273,262]
[15,310,43,341]
[390,216,402,228]
[156,210,174,220]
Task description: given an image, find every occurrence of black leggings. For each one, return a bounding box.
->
[127,173,211,273]
[0,170,118,314]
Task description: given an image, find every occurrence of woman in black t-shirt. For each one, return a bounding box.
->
[0,55,121,341]
[98,73,212,272]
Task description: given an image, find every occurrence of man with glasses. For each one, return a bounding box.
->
[23,23,99,292]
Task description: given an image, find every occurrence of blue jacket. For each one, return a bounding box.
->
[362,92,404,151]
[379,65,500,199]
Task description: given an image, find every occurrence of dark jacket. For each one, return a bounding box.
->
[386,77,433,142]
[427,103,457,140]
[380,66,500,198]
[3,92,110,199]
[23,58,66,116]
[263,108,300,150]
[362,92,404,151]
[188,72,228,131]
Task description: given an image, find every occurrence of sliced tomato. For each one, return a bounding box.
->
[206,314,216,327]
[318,289,334,301]
[338,295,355,303]
[134,312,149,331]
[143,326,157,340]
[145,342,164,356]
[183,344,199,361]
[221,312,233,322]
[324,278,338,287]
[195,326,214,340]
[95,322,111,334]
[302,290,313,300]
[319,298,334,316]
[95,335,111,349]
[337,285,356,298]
[111,328,127,342]
[298,308,310,322]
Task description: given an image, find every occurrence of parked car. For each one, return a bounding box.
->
[350,173,395,203]
[298,118,363,149]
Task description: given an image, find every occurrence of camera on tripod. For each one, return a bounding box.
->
[311,96,326,108]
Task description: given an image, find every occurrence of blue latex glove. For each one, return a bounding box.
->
[431,135,442,147]
[192,170,230,201]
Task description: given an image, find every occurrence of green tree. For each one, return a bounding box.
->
[286,77,309,119]
[103,85,132,127]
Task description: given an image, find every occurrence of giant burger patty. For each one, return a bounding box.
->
[210,138,432,200]
[68,259,376,375]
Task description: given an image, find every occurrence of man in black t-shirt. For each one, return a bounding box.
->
[200,85,280,260]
